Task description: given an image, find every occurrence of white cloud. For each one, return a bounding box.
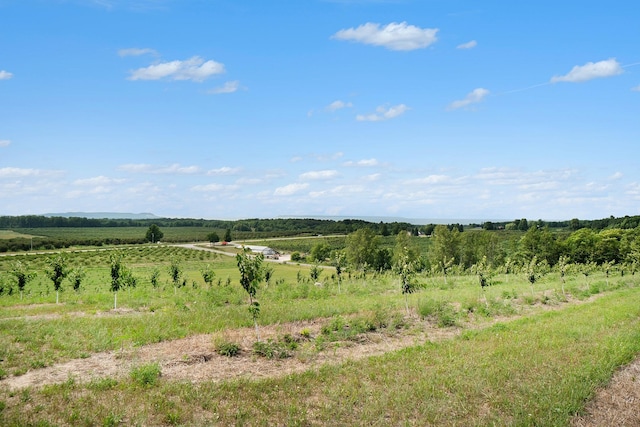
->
[551,58,623,83]
[207,166,241,175]
[118,47,158,57]
[0,140,10,147]
[356,104,409,121]
[344,158,379,167]
[128,56,225,82]
[406,174,450,185]
[0,70,13,80]
[332,22,438,51]
[119,163,200,174]
[299,170,339,180]
[633,85,640,92]
[456,40,477,49]
[447,88,490,110]
[274,183,309,196]
[0,167,62,178]
[326,100,353,112]
[608,172,623,181]
[208,80,241,94]
[73,176,126,186]
[191,183,239,192]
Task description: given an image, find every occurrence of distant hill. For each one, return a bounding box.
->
[279,215,504,226]
[43,212,161,220]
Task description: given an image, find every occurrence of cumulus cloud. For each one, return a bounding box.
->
[326,100,353,112]
[191,183,239,192]
[274,183,309,196]
[118,47,158,57]
[128,56,225,82]
[0,140,10,147]
[447,88,490,110]
[207,166,241,175]
[299,170,339,180]
[406,174,450,185]
[332,22,438,51]
[0,70,13,80]
[551,58,623,83]
[208,80,241,94]
[119,163,200,174]
[343,158,379,167]
[456,40,477,49]
[356,104,409,121]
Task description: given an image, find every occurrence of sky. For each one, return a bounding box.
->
[1,0,639,222]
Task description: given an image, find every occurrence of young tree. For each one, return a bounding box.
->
[309,242,331,262]
[332,250,347,293]
[149,267,160,288]
[394,245,418,313]
[309,263,323,282]
[224,228,233,243]
[69,267,86,292]
[201,264,216,287]
[46,254,69,304]
[109,252,136,309]
[10,260,36,299]
[168,258,182,293]
[236,250,264,341]
[145,224,163,243]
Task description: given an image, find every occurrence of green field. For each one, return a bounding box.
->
[0,244,639,425]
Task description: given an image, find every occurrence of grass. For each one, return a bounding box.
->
[0,287,639,425]
[1,246,640,425]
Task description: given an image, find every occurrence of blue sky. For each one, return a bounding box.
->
[1,0,639,221]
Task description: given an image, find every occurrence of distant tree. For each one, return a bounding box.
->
[290,251,302,262]
[207,232,220,245]
[224,228,233,242]
[145,224,163,243]
[309,242,331,262]
[46,254,69,304]
[236,250,264,341]
[10,261,36,299]
[345,228,379,271]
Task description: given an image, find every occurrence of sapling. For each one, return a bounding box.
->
[46,254,69,304]
[168,258,182,294]
[201,264,215,287]
[69,267,86,292]
[236,250,264,341]
[10,260,36,300]
[394,248,418,314]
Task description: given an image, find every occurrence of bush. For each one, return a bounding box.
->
[252,338,295,359]
[418,299,458,327]
[290,252,302,262]
[215,340,240,357]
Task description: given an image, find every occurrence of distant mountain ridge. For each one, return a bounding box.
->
[43,212,160,220]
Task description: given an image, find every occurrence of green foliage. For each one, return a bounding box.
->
[168,258,183,288]
[290,251,302,262]
[207,231,220,244]
[10,260,36,294]
[418,299,458,327]
[215,340,240,357]
[201,264,216,287]
[69,267,86,292]
[46,254,69,292]
[252,337,297,359]
[145,224,163,243]
[130,363,161,387]
[345,228,379,271]
[309,263,323,282]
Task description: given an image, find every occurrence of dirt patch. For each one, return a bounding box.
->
[571,357,640,427]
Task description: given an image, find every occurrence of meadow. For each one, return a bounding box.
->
[0,244,639,425]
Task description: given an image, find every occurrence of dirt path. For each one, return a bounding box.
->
[0,316,449,390]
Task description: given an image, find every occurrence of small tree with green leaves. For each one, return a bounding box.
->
[394,246,418,313]
[332,251,347,293]
[263,265,274,287]
[309,263,323,282]
[109,252,135,309]
[168,258,182,294]
[149,267,160,288]
[10,261,36,299]
[201,264,216,287]
[236,250,264,341]
[46,254,69,304]
[557,255,569,296]
[525,256,541,297]
[224,228,233,243]
[207,232,220,245]
[69,267,86,292]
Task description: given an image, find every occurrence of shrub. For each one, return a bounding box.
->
[215,340,240,357]
[418,298,458,327]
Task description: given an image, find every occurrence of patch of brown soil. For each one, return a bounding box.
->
[571,357,640,427]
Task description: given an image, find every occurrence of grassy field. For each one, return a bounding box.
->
[0,245,639,425]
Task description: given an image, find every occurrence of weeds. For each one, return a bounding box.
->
[130,363,161,387]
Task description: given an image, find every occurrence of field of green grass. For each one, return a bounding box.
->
[1,245,639,425]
